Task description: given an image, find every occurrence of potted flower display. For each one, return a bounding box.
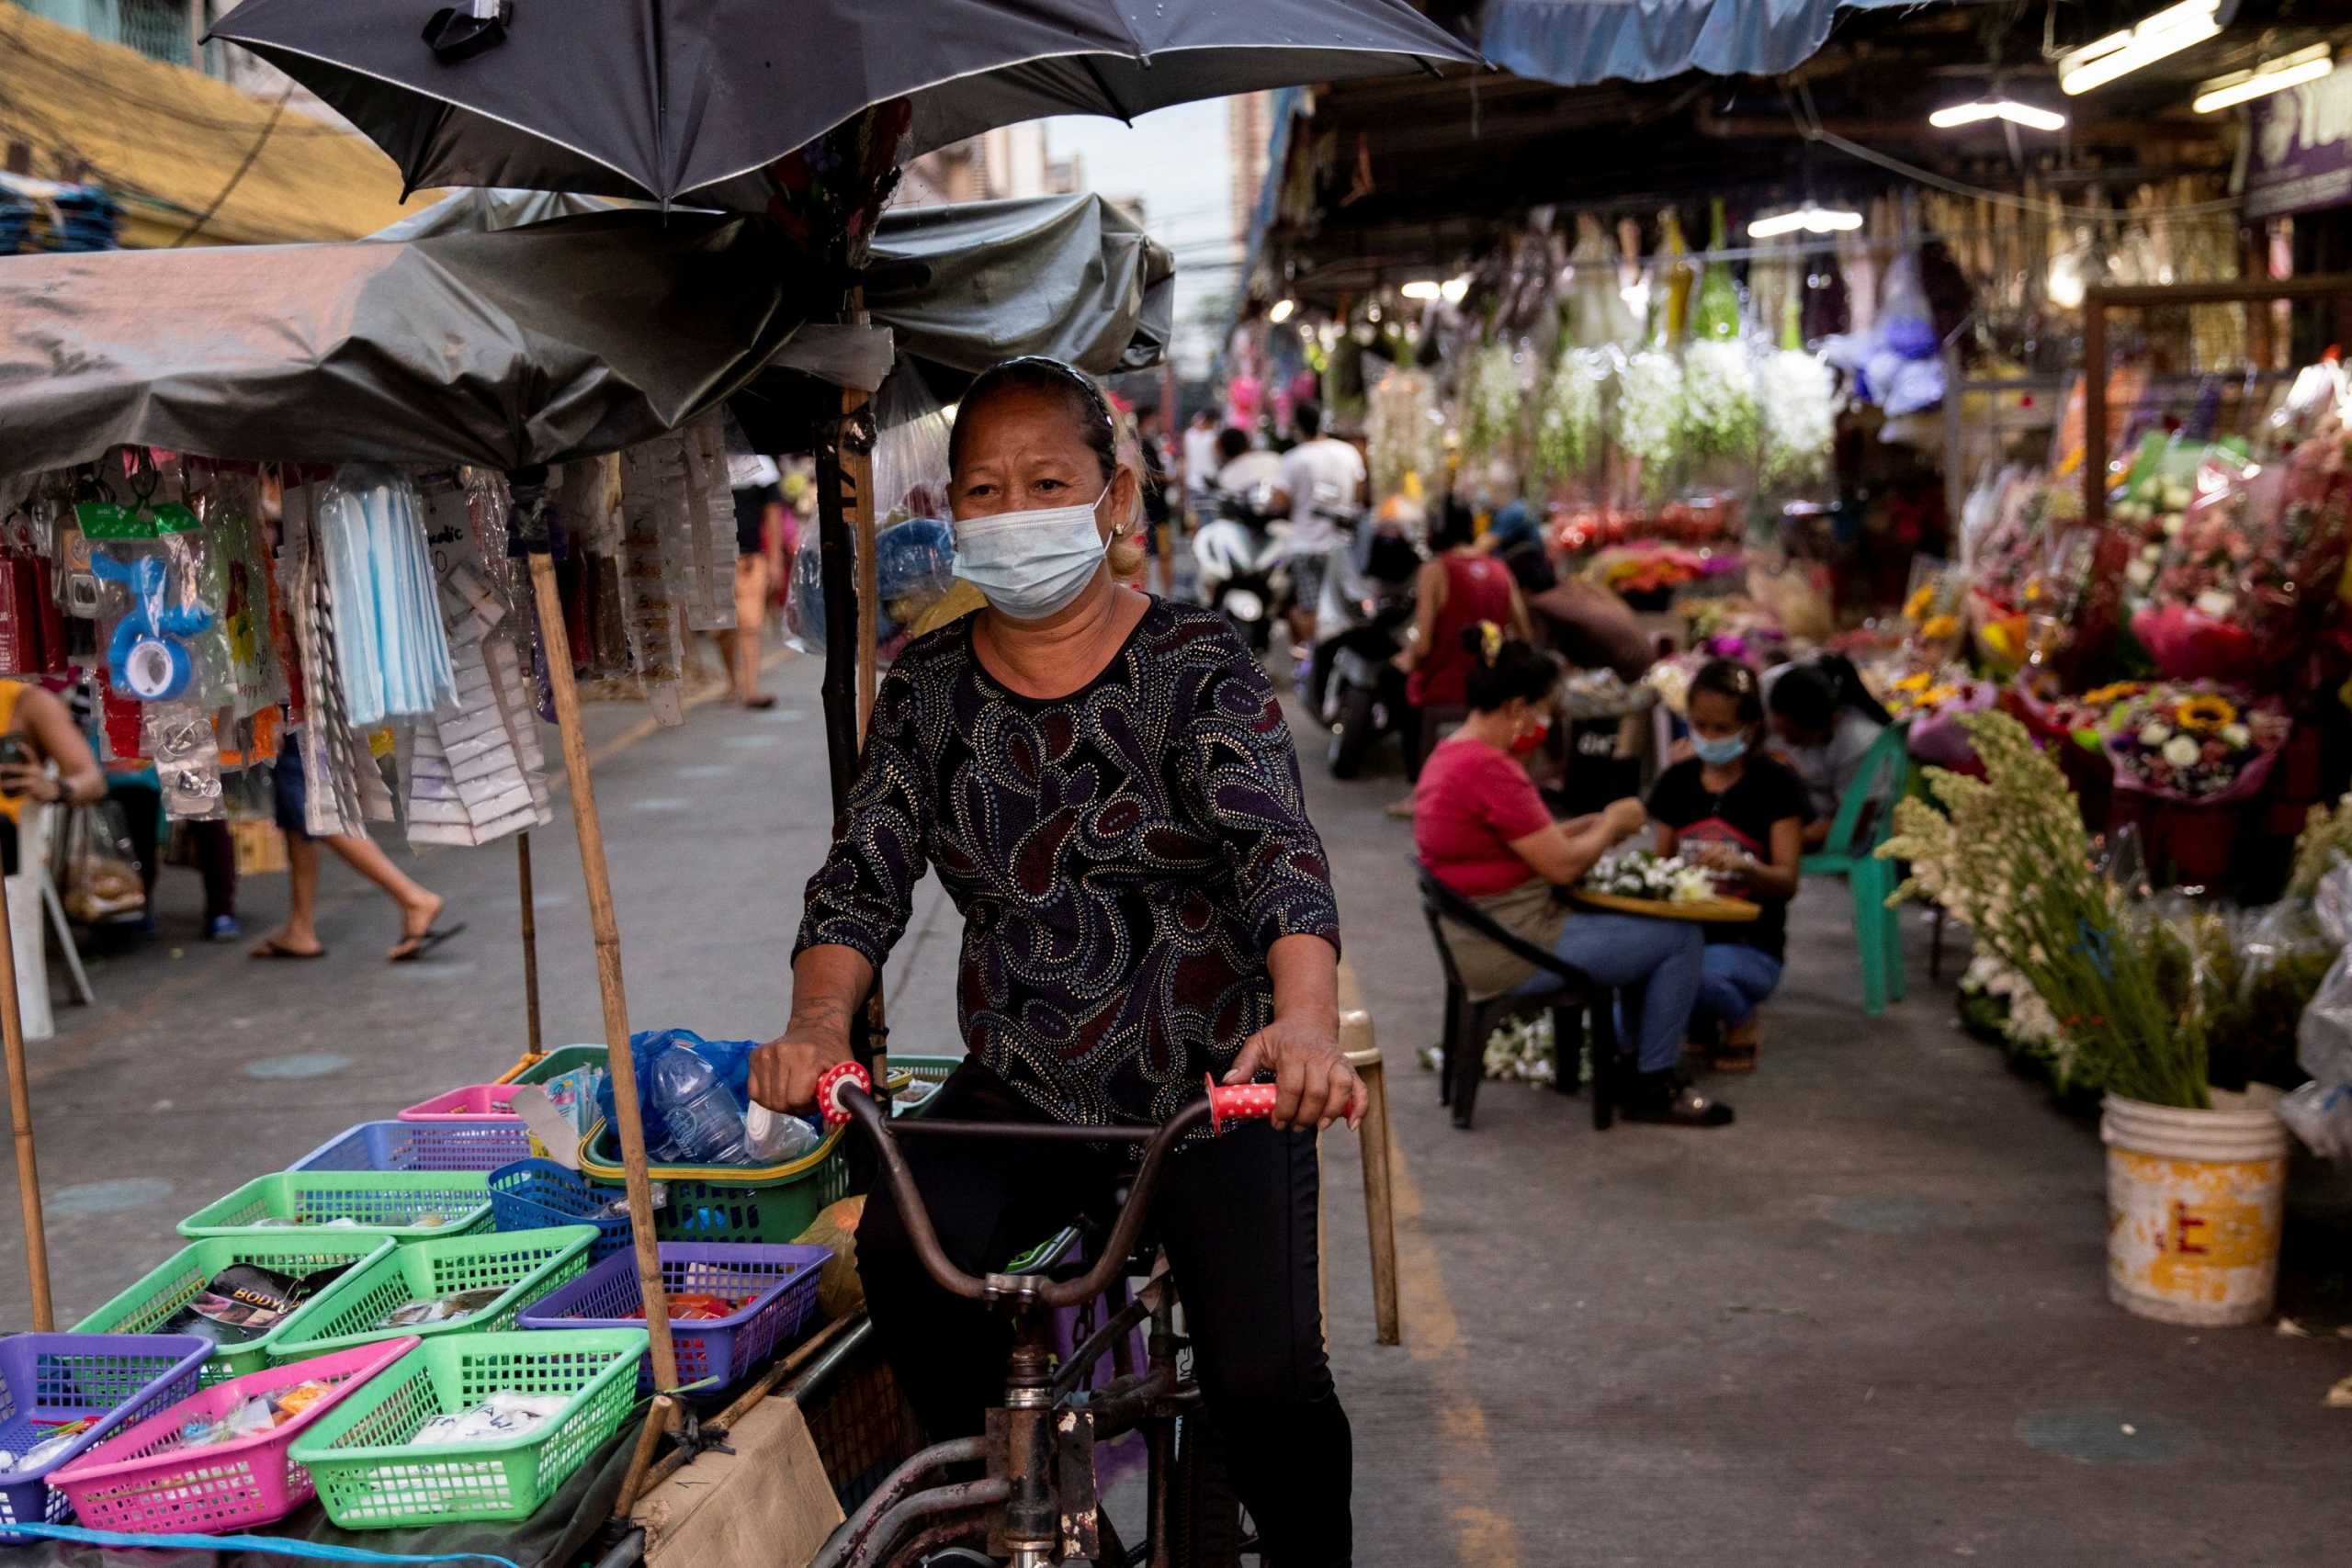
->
[1881,712,2290,1327]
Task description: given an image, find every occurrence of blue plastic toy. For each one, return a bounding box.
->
[94,552,213,702]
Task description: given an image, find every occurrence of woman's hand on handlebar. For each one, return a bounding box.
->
[1221,1015,1364,1133]
[750,1038,850,1112]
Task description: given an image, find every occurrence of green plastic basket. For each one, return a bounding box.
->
[267,1226,598,1361]
[72,1236,397,1385]
[575,1121,850,1246]
[890,1054,964,1115]
[495,1046,605,1086]
[288,1329,645,1529]
[177,1171,496,1243]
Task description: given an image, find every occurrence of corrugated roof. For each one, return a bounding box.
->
[0,7,437,248]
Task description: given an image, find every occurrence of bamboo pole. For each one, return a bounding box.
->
[0,886,51,1330]
[517,831,543,1060]
[526,547,681,1404]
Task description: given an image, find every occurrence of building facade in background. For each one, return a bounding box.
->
[897,122,1084,209]
[1227,92,1271,246]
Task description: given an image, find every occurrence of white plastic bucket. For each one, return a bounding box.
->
[2101,1091,2288,1327]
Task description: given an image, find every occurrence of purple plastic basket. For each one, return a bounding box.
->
[289,1120,533,1174]
[516,1243,829,1395]
[0,1333,210,1540]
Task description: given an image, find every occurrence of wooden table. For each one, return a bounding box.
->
[1568,890,1760,922]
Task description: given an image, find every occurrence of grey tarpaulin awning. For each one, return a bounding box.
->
[0,209,809,474]
[0,191,1170,477]
[1477,0,1917,86]
[369,187,1175,383]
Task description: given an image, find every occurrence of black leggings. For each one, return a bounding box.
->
[857,1060,1353,1565]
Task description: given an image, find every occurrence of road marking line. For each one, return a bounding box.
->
[1386,1133,1521,1568]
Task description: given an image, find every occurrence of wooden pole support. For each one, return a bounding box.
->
[517,830,543,1060]
[613,1393,677,1522]
[527,551,681,1405]
[0,880,51,1330]
[1346,1043,1400,1348]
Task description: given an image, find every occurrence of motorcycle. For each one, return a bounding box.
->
[1309,505,1423,780]
[1193,481,1289,650]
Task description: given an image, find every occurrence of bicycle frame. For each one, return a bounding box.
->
[810,1071,1262,1568]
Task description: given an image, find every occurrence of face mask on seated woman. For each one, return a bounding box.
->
[951,489,1110,620]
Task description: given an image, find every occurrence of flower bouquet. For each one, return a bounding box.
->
[1885,669,1998,769]
[2130,433,2352,685]
[2013,675,2145,750]
[1589,541,1718,609]
[1899,558,1964,664]
[2099,682,2289,806]
[1582,848,1718,904]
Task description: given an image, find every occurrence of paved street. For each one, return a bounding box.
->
[6,644,2352,1564]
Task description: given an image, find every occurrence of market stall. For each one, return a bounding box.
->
[0,170,1176,1563]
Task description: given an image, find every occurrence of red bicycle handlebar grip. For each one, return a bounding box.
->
[817,1061,872,1128]
[1205,1073,1279,1134]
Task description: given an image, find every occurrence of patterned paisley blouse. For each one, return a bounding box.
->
[794,598,1341,1129]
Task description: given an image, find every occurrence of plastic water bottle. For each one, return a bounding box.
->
[648,1045,748,1165]
[743,1102,822,1164]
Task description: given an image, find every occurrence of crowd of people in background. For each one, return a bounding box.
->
[1138,396,1868,1127]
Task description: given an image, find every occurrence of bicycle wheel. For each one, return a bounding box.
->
[1169,1413,1248,1567]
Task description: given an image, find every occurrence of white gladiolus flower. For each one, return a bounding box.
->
[2162,735,2200,768]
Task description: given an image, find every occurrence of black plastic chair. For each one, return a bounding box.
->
[1413,861,1633,1132]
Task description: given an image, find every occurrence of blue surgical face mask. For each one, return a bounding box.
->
[1692,730,1749,767]
[952,489,1109,620]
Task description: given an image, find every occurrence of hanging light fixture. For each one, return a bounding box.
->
[2193,43,2334,113]
[2058,1,2223,96]
[1748,204,1865,240]
[1928,96,2069,131]
[1268,299,1297,324]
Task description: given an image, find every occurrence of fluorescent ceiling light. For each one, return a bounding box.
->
[1400,274,1472,304]
[1928,97,2069,131]
[1268,298,1296,323]
[1440,274,1471,304]
[2060,1,2222,96]
[1399,279,1442,301]
[2193,44,2333,113]
[1747,205,1865,240]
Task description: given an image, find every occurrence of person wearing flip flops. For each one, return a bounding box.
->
[251,730,460,963]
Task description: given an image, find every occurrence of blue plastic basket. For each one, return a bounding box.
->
[290,1120,533,1174]
[0,1333,210,1540]
[516,1242,829,1395]
[487,1160,634,1263]
[486,1157,847,1260]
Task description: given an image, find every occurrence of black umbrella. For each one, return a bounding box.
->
[209,0,1478,209]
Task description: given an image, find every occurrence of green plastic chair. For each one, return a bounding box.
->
[1799,723,1913,1016]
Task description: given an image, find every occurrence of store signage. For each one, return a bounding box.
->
[2247,70,2352,219]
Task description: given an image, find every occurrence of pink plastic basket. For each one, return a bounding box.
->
[47,1337,418,1536]
[397,1085,526,1123]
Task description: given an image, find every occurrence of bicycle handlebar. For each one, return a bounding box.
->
[816,1063,1274,1308]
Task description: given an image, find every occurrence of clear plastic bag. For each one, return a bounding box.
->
[2295,862,2352,1087]
[2278,1080,2352,1159]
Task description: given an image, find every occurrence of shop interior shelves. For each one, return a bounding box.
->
[289,1119,534,1174]
[0,1333,211,1540]
[71,1236,398,1385]
[177,1170,495,1243]
[266,1225,598,1361]
[288,1329,645,1529]
[46,1337,418,1536]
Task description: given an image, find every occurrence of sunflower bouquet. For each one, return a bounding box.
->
[1888,669,2000,769]
[2100,682,2290,804]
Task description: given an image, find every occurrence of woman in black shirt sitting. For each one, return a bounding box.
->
[1647,660,1806,1072]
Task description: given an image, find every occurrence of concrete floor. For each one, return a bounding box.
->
[6,644,2352,1565]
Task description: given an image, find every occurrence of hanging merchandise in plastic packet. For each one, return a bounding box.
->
[314,465,458,727]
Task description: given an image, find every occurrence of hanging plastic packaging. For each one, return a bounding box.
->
[313,466,458,726]
[81,497,213,705]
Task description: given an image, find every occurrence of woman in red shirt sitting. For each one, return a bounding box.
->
[1412,625,1732,1127]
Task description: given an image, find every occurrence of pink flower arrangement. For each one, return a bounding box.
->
[2099,682,2290,804]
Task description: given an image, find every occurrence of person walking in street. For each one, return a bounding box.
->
[1268,401,1365,649]
[1650,659,1806,1071]
[1412,624,1731,1126]
[1390,500,1532,807]
[724,454,786,710]
[251,731,458,962]
[749,355,1360,1566]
